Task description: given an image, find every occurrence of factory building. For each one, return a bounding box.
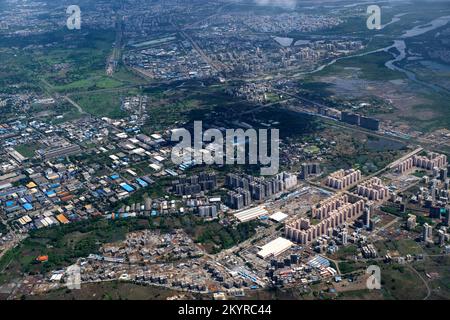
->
[257,237,294,259]
[40,144,81,160]
[234,206,268,223]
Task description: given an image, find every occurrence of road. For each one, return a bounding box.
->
[175,23,225,74]
[63,96,87,115]
[369,217,401,239]
[277,89,450,155]
[107,14,123,76]
[408,265,431,300]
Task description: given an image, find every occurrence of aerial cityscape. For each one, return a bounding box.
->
[1,0,450,305]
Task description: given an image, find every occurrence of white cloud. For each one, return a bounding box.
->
[254,0,297,9]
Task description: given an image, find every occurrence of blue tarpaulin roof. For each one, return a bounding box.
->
[5,200,15,207]
[136,178,148,187]
[120,184,134,193]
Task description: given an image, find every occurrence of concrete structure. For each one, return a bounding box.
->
[423,223,433,243]
[356,177,390,201]
[311,194,349,220]
[326,169,361,190]
[397,153,448,174]
[257,237,294,259]
[40,144,81,160]
[300,163,321,180]
[269,211,288,223]
[406,214,417,231]
[234,206,268,223]
[285,197,365,245]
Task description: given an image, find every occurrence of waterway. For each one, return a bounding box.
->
[297,14,450,94]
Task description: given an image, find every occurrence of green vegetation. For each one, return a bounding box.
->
[412,170,427,178]
[26,281,190,300]
[339,261,365,274]
[320,126,406,175]
[113,179,170,210]
[332,245,358,260]
[142,85,242,131]
[150,215,262,254]
[374,239,423,257]
[71,90,133,118]
[381,205,433,226]
[14,143,40,158]
[52,76,124,92]
[0,213,261,284]
[412,256,450,299]
[0,218,151,284]
[380,264,428,300]
[318,52,405,81]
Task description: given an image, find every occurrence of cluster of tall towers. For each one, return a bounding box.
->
[397,153,448,174]
[284,195,365,245]
[225,172,297,208]
[311,194,349,219]
[326,169,362,190]
[356,177,390,201]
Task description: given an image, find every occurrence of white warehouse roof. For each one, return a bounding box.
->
[234,206,268,223]
[269,211,288,222]
[257,237,294,259]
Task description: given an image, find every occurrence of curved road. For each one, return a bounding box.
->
[408,265,431,300]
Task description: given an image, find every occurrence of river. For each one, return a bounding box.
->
[297,14,450,94]
[383,15,450,93]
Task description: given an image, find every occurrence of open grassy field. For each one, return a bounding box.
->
[0,28,145,97]
[70,89,139,119]
[317,51,405,81]
[26,281,196,300]
[14,143,40,158]
[380,263,429,300]
[412,256,450,300]
[374,239,424,257]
